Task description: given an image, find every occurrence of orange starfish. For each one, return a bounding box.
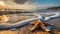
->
[30,20,51,32]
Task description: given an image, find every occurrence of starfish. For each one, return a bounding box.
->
[30,20,52,32]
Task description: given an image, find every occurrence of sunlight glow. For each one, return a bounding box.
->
[0,1,5,6]
[0,15,8,22]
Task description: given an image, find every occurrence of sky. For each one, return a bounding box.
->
[33,0,60,5]
[3,0,60,10]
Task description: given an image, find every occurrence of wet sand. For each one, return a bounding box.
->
[1,13,60,30]
[0,12,60,34]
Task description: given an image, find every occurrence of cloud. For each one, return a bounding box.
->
[6,0,37,10]
[5,0,60,11]
[14,0,27,4]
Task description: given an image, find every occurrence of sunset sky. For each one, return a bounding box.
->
[0,0,60,10]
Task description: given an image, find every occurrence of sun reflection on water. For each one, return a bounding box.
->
[0,15,8,22]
